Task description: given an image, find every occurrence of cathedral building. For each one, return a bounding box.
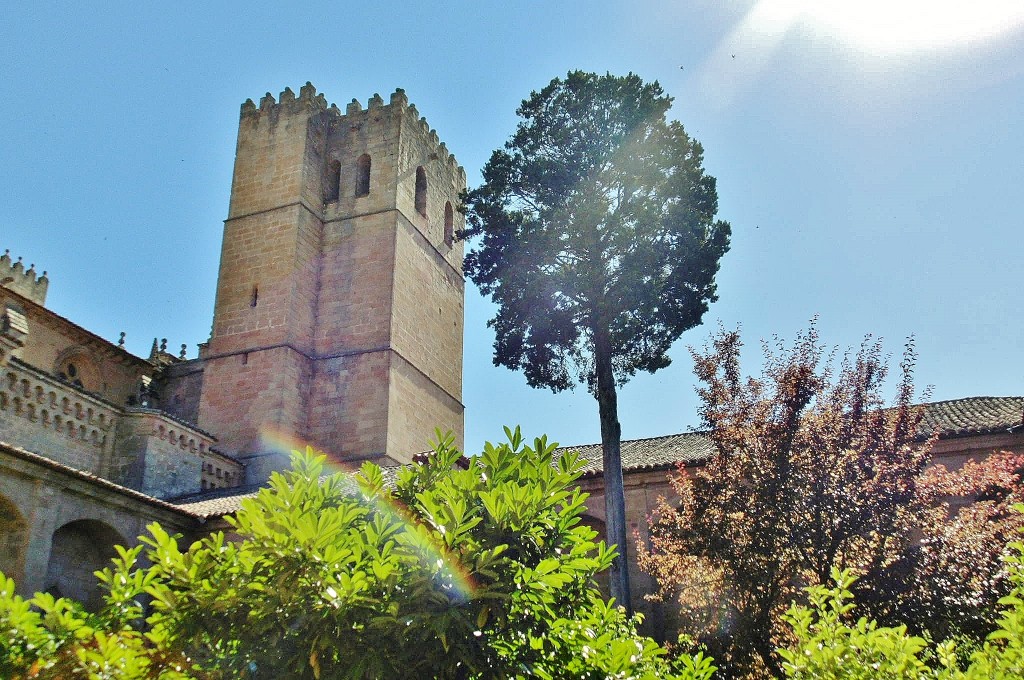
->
[1,83,1022,630]
[0,83,466,605]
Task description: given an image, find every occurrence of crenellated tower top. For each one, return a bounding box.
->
[236,83,465,182]
[0,249,49,306]
[200,82,466,481]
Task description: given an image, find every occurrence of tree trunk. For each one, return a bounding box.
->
[594,327,632,616]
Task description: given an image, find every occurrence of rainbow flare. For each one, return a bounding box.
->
[258,424,478,603]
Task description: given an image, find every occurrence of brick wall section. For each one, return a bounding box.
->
[308,351,390,462]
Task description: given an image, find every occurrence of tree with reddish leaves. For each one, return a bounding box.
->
[908,453,1024,643]
[642,324,1024,677]
[642,325,935,678]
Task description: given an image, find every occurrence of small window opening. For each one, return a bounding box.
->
[356,154,371,197]
[58,361,84,388]
[250,285,258,308]
[414,166,427,217]
[325,160,341,203]
[444,201,454,247]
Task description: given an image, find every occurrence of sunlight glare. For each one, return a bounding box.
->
[773,0,1024,52]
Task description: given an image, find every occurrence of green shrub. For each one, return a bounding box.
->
[779,507,1024,679]
[0,428,712,679]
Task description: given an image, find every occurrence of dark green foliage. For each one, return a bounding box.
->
[463,70,730,392]
[463,70,730,611]
[0,429,712,679]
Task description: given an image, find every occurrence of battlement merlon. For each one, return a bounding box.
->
[238,83,466,182]
[0,250,49,306]
[240,81,329,119]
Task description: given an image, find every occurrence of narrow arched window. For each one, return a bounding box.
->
[444,201,454,247]
[356,154,371,197]
[415,166,427,217]
[325,159,341,203]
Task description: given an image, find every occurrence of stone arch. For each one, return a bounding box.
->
[0,493,27,581]
[53,347,101,392]
[414,166,427,217]
[44,518,124,610]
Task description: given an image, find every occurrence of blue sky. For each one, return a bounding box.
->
[2,1,1022,454]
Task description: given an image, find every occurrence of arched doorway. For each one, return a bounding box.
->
[45,518,123,610]
[0,494,27,581]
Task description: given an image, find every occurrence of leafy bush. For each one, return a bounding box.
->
[0,428,712,679]
[779,508,1024,679]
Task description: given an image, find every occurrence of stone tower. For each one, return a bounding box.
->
[196,83,465,482]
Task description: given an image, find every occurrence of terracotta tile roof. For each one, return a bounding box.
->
[171,464,404,518]
[564,396,1024,477]
[171,485,263,518]
[561,432,715,478]
[917,396,1024,438]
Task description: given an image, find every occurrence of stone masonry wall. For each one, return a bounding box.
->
[394,97,465,274]
[155,359,205,425]
[112,410,218,498]
[1,289,150,407]
[0,362,116,475]
[198,84,466,477]
[207,204,323,355]
[307,351,390,463]
[314,212,395,355]
[197,345,312,463]
[0,446,197,599]
[390,218,464,402]
[386,352,464,460]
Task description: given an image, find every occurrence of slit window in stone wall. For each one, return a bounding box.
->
[356,154,371,197]
[444,201,454,247]
[415,166,427,217]
[325,159,341,203]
